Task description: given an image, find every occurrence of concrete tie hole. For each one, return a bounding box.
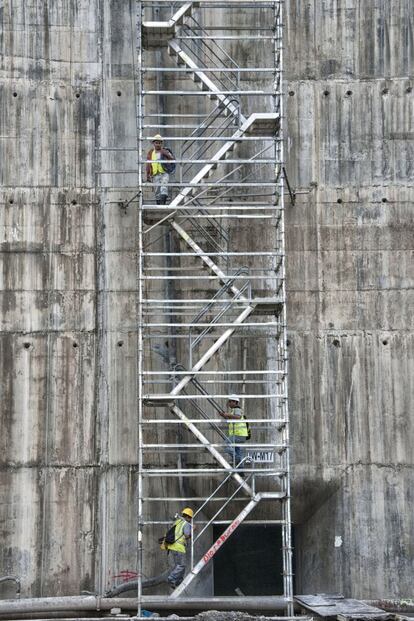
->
[332,338,341,347]
[117,91,122,97]
[23,342,31,349]
[12,92,17,97]
[71,199,77,205]
[382,339,389,346]
[75,93,80,99]
[346,90,353,97]
[288,91,295,97]
[117,341,124,347]
[9,198,14,204]
[323,90,330,97]
[337,198,343,204]
[73,342,78,348]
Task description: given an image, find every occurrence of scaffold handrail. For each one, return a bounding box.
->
[180,16,240,91]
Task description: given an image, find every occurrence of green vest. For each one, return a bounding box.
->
[228,408,248,437]
[167,518,187,553]
[151,149,165,175]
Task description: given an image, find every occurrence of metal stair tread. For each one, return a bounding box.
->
[142,2,197,48]
[252,297,284,315]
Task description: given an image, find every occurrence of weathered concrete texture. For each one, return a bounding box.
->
[1,0,413,603]
[295,467,413,596]
[285,0,414,599]
[0,0,102,598]
[286,0,413,80]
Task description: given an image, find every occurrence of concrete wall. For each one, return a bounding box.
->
[0,0,412,601]
[285,0,414,598]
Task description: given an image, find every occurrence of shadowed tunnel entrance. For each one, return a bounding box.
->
[213,525,294,596]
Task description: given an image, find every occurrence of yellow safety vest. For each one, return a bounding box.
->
[167,518,188,553]
[228,409,248,437]
[151,149,165,176]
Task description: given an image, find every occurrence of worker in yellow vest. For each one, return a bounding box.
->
[219,394,249,466]
[145,134,175,205]
[166,507,194,590]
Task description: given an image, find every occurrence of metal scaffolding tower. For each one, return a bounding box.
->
[135,0,292,613]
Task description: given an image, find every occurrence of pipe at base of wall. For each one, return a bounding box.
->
[0,595,289,617]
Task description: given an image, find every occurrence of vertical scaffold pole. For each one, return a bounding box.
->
[274,0,294,614]
[136,0,144,617]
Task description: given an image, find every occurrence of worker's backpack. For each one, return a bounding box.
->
[158,523,176,550]
[162,147,176,174]
[245,419,251,441]
[242,415,251,441]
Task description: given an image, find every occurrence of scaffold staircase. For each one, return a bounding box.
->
[136,0,292,613]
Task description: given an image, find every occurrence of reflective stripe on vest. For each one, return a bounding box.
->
[151,149,165,176]
[167,518,187,553]
[228,410,248,437]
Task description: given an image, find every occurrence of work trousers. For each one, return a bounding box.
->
[224,435,247,466]
[168,550,186,588]
[152,172,169,202]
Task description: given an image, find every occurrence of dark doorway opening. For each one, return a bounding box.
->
[213,524,293,596]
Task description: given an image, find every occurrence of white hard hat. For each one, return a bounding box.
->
[228,394,240,403]
[152,134,163,142]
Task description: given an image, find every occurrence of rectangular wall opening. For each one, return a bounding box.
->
[213,525,294,596]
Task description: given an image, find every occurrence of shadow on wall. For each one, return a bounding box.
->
[213,525,295,596]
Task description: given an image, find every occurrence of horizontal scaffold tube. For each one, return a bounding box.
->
[0,595,291,617]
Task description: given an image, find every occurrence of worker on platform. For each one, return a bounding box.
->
[146,134,175,205]
[219,394,249,466]
[166,507,194,590]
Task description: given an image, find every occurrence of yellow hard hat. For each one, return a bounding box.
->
[152,134,163,142]
[182,507,194,519]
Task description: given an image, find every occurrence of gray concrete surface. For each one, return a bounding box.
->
[284,0,414,597]
[0,0,412,602]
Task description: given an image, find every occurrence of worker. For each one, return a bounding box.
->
[166,507,194,590]
[219,394,249,466]
[146,134,175,205]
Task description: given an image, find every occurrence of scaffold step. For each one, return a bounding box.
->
[245,112,281,136]
[191,71,202,84]
[253,297,284,315]
[142,2,198,48]
[143,209,174,225]
[143,395,175,406]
